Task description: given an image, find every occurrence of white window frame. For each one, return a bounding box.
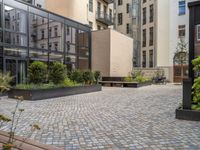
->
[197,25,200,41]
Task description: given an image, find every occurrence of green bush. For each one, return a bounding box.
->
[124,76,134,82]
[192,57,200,104]
[28,61,47,84]
[63,78,78,87]
[94,71,101,84]
[69,70,84,83]
[49,62,66,84]
[16,83,63,90]
[82,70,94,84]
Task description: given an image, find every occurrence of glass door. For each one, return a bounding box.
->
[5,59,17,85]
[18,60,27,84]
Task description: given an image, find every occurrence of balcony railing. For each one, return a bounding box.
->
[96,11,114,26]
[102,0,114,4]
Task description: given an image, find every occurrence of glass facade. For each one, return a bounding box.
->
[0,0,91,84]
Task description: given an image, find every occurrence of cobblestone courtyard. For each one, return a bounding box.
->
[0,85,200,150]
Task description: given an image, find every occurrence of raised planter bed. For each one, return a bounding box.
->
[99,81,151,88]
[8,85,102,100]
[176,107,200,121]
[0,130,62,150]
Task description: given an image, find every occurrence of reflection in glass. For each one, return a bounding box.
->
[4,47,27,57]
[78,56,89,70]
[29,13,48,50]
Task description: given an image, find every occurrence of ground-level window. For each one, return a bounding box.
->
[197,25,200,41]
[178,25,185,38]
[142,51,146,68]
[149,50,153,68]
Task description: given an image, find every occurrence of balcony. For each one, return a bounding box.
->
[102,0,114,4]
[96,11,114,26]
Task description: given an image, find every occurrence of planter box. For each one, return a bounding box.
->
[8,85,102,100]
[176,107,200,121]
[0,131,62,150]
[99,81,151,88]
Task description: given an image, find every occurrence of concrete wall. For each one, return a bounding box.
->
[92,29,133,77]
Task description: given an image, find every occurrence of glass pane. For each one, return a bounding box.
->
[50,52,63,61]
[78,56,89,70]
[66,26,77,44]
[4,5,15,30]
[0,4,2,28]
[0,30,2,43]
[4,47,27,57]
[29,13,48,50]
[29,50,48,61]
[49,19,64,52]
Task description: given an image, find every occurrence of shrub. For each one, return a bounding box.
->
[69,70,84,83]
[82,70,94,84]
[16,83,62,90]
[192,57,200,104]
[28,61,47,84]
[0,72,13,94]
[63,78,78,87]
[49,62,66,84]
[124,76,133,82]
[94,71,101,84]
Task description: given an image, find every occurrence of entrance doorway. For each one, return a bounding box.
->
[4,58,27,85]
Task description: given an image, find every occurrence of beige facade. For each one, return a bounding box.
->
[45,0,114,31]
[92,29,133,77]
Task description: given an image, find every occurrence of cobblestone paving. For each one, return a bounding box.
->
[0,84,200,150]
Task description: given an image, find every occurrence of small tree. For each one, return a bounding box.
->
[28,61,47,84]
[174,39,188,81]
[49,62,66,84]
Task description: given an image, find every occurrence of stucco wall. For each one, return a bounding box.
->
[92,29,133,77]
[110,29,133,76]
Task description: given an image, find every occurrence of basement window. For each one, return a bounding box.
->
[197,25,200,41]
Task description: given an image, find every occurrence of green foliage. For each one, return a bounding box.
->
[82,70,94,84]
[69,70,84,83]
[94,71,101,84]
[28,61,47,84]
[192,56,200,72]
[192,56,200,104]
[16,83,63,90]
[124,76,134,82]
[0,72,13,94]
[49,62,66,84]
[192,104,200,111]
[63,78,78,87]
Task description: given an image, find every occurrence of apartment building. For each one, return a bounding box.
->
[114,0,141,67]
[140,0,197,82]
[45,0,114,31]
[19,0,45,8]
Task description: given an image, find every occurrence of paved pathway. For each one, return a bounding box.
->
[0,85,200,150]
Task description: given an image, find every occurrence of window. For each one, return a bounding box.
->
[143,7,146,25]
[126,24,130,34]
[41,29,45,39]
[118,0,123,5]
[109,9,112,20]
[54,43,58,51]
[142,51,146,68]
[54,26,58,37]
[97,2,101,14]
[143,0,146,3]
[179,0,186,15]
[89,0,93,12]
[89,22,93,29]
[126,3,129,13]
[66,26,70,35]
[49,43,52,50]
[97,25,101,30]
[197,25,200,41]
[149,50,153,68]
[118,13,123,25]
[178,25,185,37]
[142,29,146,47]
[36,4,42,8]
[150,4,154,22]
[41,44,45,49]
[49,28,52,37]
[149,27,154,46]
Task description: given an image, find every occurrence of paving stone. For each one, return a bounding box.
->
[0,85,200,149]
